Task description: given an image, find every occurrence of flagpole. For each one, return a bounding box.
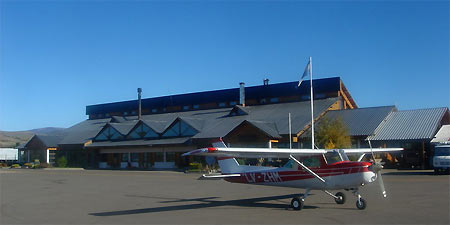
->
[289,113,292,149]
[310,56,315,150]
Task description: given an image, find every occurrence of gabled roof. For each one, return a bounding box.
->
[109,122,136,135]
[141,120,167,133]
[246,120,281,138]
[371,107,449,141]
[63,97,340,145]
[59,118,111,145]
[22,134,65,148]
[192,98,339,139]
[431,125,450,143]
[228,105,249,116]
[323,106,396,136]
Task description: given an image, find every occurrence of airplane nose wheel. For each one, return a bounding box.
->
[352,189,367,210]
[291,197,304,211]
[356,198,367,210]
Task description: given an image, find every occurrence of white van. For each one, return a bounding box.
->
[433,144,450,174]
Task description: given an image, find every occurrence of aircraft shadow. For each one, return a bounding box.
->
[90,194,318,216]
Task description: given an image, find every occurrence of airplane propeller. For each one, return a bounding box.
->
[368,140,387,198]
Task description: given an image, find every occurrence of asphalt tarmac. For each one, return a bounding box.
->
[1,169,449,224]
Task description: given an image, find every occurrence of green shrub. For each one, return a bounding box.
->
[24,163,33,168]
[11,164,20,168]
[187,162,204,172]
[35,162,50,169]
[56,156,67,168]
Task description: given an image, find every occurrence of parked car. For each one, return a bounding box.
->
[433,144,450,174]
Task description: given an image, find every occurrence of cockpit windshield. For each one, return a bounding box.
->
[324,150,349,164]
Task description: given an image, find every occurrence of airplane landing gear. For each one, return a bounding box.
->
[356,198,367,210]
[352,189,367,210]
[334,192,346,204]
[323,190,346,204]
[291,197,304,211]
[291,189,310,211]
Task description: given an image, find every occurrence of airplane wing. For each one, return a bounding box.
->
[182,147,327,158]
[336,148,403,154]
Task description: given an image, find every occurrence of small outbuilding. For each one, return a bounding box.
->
[18,135,65,165]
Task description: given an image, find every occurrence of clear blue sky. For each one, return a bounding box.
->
[0,0,449,131]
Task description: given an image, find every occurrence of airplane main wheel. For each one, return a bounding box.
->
[334,192,346,204]
[356,198,367,210]
[291,197,304,211]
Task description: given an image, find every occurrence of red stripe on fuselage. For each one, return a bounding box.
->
[225,161,371,184]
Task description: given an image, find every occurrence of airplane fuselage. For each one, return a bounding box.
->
[224,161,376,190]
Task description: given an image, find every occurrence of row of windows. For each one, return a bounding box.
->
[94,120,198,142]
[91,94,331,119]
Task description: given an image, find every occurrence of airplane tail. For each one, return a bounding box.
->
[212,140,241,174]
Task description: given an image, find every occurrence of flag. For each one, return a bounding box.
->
[298,60,311,87]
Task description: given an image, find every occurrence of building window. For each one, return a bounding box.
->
[129,123,158,139]
[105,113,110,117]
[152,109,157,113]
[270,97,279,103]
[162,120,197,137]
[95,126,124,141]
[230,101,237,106]
[218,102,226,107]
[301,95,310,100]
[124,112,128,116]
[193,104,200,109]
[315,93,326,99]
[122,153,129,162]
[259,99,267,104]
[131,111,137,115]
[183,106,190,111]
[131,153,139,162]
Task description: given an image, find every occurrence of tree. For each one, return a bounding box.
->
[315,116,351,149]
[56,156,67,168]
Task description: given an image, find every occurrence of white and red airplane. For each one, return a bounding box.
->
[182,140,403,211]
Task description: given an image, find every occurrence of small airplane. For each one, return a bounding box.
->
[182,139,403,211]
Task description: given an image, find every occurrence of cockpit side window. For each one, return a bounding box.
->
[283,155,322,169]
[325,151,342,164]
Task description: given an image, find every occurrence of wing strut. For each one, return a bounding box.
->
[289,155,326,183]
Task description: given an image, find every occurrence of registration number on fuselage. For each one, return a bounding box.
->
[243,171,282,183]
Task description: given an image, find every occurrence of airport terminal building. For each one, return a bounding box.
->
[19,77,449,169]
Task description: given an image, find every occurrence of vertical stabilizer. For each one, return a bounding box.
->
[212,139,241,174]
[218,158,241,174]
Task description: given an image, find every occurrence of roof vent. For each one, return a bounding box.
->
[264,79,269,86]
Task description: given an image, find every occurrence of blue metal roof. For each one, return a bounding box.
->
[371,107,449,141]
[85,77,342,115]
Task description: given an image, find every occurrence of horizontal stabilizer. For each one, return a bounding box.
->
[199,174,241,180]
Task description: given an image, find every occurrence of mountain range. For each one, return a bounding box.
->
[0,127,66,148]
